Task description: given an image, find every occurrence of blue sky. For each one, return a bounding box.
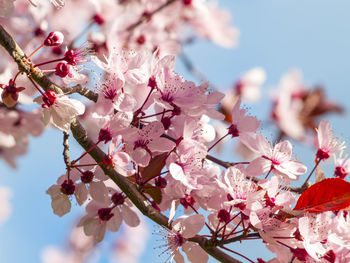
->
[1,1,350,262]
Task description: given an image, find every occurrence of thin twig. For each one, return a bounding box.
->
[218,232,261,246]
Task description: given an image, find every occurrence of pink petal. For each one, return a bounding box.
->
[181,214,205,238]
[182,242,209,263]
[121,205,140,227]
[148,138,175,152]
[74,183,88,206]
[107,208,122,232]
[89,181,109,204]
[246,157,271,177]
[131,147,151,167]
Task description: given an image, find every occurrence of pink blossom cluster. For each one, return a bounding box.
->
[0,1,350,263]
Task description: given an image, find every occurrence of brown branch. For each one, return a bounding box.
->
[0,25,98,102]
[64,84,98,102]
[0,24,242,263]
[62,131,71,167]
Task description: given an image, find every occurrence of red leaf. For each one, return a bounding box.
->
[294,178,350,213]
[140,153,167,182]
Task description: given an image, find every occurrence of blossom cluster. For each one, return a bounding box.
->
[0,1,350,263]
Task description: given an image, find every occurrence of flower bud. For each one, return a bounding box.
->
[44,31,64,47]
[1,79,25,108]
[155,176,167,188]
[55,62,71,78]
[93,14,105,25]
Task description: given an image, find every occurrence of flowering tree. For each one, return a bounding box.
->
[1,1,350,263]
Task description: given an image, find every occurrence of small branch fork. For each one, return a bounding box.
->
[0,24,243,263]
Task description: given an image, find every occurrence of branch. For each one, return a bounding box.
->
[64,84,98,102]
[0,24,242,263]
[62,131,71,167]
[0,25,98,102]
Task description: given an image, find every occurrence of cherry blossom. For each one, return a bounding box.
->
[158,214,208,263]
[243,133,307,183]
[34,91,85,132]
[124,121,175,167]
[1,1,350,262]
[316,120,345,161]
[78,183,140,242]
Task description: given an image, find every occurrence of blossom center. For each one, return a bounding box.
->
[316,148,330,160]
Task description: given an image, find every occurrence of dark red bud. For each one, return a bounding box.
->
[217,209,231,223]
[44,31,64,47]
[155,176,167,188]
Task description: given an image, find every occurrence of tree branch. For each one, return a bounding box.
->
[0,25,98,102]
[62,131,71,167]
[0,24,242,263]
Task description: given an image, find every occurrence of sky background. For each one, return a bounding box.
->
[1,1,350,262]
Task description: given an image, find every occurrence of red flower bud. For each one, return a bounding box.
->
[44,31,64,47]
[55,62,71,78]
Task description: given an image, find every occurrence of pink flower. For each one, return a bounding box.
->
[216,166,257,209]
[236,67,266,102]
[46,184,72,217]
[334,154,350,179]
[157,214,208,263]
[227,98,260,138]
[78,188,140,242]
[124,121,175,167]
[316,120,345,161]
[167,138,207,189]
[34,91,85,132]
[243,133,307,183]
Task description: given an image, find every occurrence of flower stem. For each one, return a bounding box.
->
[34,58,64,67]
[302,158,321,186]
[25,43,44,62]
[208,133,230,152]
